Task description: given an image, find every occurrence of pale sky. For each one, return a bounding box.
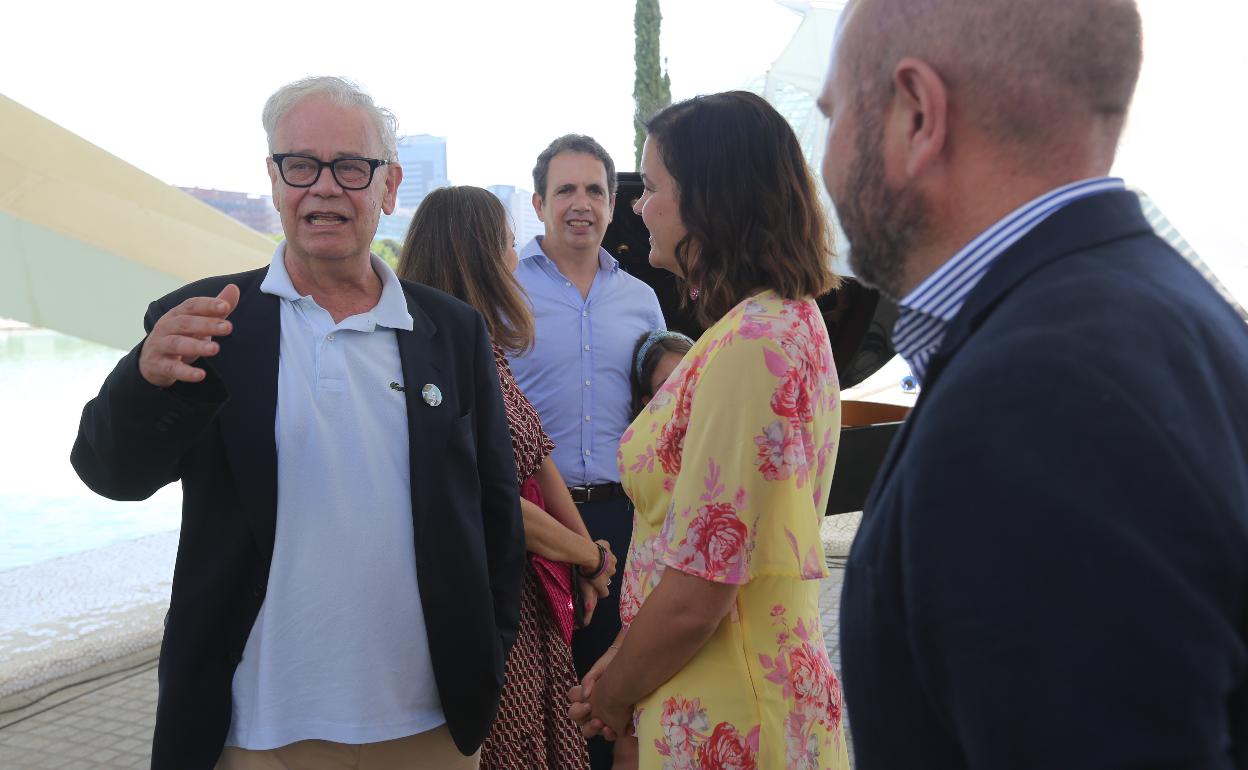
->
[1,0,802,195]
[2,0,1245,299]
[1113,0,1248,302]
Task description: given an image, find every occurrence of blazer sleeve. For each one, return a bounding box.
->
[899,346,1246,769]
[70,299,228,501]
[467,310,526,650]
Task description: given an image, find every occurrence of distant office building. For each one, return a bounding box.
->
[178,187,281,235]
[487,185,544,246]
[376,208,414,242]
[377,134,450,242]
[396,135,449,211]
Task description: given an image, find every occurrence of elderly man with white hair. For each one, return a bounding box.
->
[72,76,524,770]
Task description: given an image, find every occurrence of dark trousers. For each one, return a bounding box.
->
[571,496,632,770]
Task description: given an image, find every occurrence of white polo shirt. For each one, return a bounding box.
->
[225,244,444,749]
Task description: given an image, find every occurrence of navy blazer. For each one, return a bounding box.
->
[72,268,524,769]
[841,191,1248,769]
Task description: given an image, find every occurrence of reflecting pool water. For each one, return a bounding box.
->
[0,328,180,572]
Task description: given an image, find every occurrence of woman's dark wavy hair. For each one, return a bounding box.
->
[644,91,838,327]
[397,186,534,354]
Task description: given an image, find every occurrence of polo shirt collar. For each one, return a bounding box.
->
[260,242,414,331]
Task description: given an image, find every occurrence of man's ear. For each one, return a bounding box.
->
[605,194,616,225]
[381,163,403,215]
[267,158,281,211]
[532,191,546,223]
[889,57,949,180]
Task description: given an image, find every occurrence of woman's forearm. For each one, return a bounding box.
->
[521,497,601,568]
[594,568,738,710]
[534,458,593,539]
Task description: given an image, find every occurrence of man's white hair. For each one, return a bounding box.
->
[261,76,398,160]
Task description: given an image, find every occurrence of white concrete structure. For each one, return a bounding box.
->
[0,94,270,351]
[0,532,177,698]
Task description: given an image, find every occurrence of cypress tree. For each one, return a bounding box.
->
[634,0,672,168]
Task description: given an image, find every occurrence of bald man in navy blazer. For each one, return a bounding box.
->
[820,1,1248,768]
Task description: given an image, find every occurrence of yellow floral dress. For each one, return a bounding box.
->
[618,290,848,770]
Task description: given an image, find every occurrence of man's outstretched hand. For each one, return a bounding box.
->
[139,284,239,388]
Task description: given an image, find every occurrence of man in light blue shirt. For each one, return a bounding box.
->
[507,134,664,769]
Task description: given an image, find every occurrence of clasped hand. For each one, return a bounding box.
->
[567,645,631,742]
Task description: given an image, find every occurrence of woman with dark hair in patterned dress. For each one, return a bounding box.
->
[399,185,615,770]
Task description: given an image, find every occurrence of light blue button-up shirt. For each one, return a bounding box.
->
[507,236,665,485]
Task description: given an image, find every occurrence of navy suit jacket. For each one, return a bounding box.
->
[72,268,524,769]
[841,191,1248,769]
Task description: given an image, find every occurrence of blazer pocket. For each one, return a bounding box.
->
[447,409,475,452]
[443,410,481,501]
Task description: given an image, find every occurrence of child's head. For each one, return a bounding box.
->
[631,330,695,415]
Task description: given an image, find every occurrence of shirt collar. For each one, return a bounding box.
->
[260,241,414,331]
[520,235,619,274]
[898,177,1126,321]
[892,176,1125,384]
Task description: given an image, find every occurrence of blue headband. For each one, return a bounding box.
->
[634,330,694,384]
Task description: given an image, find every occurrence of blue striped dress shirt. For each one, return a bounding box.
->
[893,177,1127,385]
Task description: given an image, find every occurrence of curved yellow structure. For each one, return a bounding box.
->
[0,94,270,350]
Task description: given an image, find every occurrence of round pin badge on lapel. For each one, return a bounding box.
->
[421,384,443,407]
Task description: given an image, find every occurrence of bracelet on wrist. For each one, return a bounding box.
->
[578,542,608,580]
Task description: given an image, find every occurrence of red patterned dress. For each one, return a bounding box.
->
[480,344,590,770]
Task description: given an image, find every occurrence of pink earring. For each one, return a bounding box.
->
[688,286,701,301]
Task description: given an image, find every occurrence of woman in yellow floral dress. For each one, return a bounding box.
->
[568,91,849,770]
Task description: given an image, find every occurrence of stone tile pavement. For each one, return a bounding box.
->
[0,647,159,768]
[0,521,859,768]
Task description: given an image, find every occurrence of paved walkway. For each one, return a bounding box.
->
[0,557,852,768]
[0,647,159,768]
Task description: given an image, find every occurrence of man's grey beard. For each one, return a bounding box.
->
[834,117,926,301]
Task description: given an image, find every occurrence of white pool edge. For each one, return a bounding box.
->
[0,531,177,698]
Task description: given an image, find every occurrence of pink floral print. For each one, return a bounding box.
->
[621,528,665,626]
[652,695,761,770]
[760,605,844,769]
[616,291,845,769]
[661,459,754,583]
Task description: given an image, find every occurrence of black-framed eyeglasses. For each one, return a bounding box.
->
[271,153,390,190]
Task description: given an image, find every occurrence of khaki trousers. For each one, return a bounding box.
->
[215,725,480,770]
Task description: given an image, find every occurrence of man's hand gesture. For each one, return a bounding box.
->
[139,284,240,388]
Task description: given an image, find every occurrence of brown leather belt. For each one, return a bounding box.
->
[567,483,626,504]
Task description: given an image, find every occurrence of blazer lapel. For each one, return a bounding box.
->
[926,190,1153,389]
[860,387,928,511]
[862,190,1153,511]
[212,270,280,561]
[396,291,445,540]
